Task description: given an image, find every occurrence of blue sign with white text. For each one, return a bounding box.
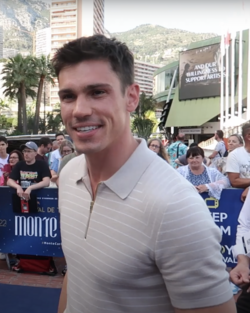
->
[202,188,243,267]
[0,187,63,257]
[0,187,245,265]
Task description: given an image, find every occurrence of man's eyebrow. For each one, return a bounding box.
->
[58,84,112,97]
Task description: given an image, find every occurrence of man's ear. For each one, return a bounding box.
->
[126,83,140,113]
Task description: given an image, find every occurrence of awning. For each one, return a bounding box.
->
[165,87,220,127]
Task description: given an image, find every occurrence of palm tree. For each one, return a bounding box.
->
[131,92,157,141]
[1,54,37,133]
[32,55,56,134]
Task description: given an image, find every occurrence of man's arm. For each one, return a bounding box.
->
[58,271,67,313]
[23,177,51,200]
[208,150,218,159]
[7,178,24,197]
[227,172,250,188]
[174,298,236,313]
[230,254,250,290]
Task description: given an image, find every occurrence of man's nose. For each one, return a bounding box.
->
[72,95,92,118]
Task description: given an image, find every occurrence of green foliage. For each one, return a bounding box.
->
[132,118,155,141]
[132,92,156,119]
[46,109,64,134]
[112,24,217,65]
[2,54,38,133]
[1,54,56,134]
[131,92,156,141]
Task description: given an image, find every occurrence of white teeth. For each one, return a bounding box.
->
[77,126,99,132]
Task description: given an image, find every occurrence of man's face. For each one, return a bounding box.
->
[23,149,37,163]
[41,144,52,154]
[58,59,139,155]
[56,135,65,147]
[0,141,8,155]
[215,132,218,140]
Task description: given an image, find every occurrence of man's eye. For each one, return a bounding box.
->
[92,90,105,96]
[61,94,74,100]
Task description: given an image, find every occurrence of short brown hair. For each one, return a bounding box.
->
[216,130,224,139]
[242,122,250,138]
[52,34,134,94]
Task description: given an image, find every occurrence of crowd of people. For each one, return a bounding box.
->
[147,126,250,311]
[2,34,250,313]
[0,133,76,273]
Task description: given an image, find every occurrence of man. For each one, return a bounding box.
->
[49,133,65,167]
[0,136,9,178]
[7,141,51,200]
[168,133,187,168]
[53,35,235,313]
[226,123,250,189]
[208,130,226,166]
[230,188,250,312]
[36,136,52,164]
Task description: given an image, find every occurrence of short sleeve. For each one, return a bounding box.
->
[155,185,232,309]
[214,142,221,152]
[9,162,21,181]
[51,159,59,174]
[40,161,52,178]
[226,151,239,173]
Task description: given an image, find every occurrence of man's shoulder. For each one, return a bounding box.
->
[60,154,85,177]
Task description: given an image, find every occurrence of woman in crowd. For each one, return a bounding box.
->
[177,146,230,200]
[147,138,170,163]
[0,150,24,186]
[50,140,75,182]
[214,134,243,174]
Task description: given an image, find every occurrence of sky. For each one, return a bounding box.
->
[104,0,250,34]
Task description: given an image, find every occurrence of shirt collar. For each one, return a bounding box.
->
[75,139,156,200]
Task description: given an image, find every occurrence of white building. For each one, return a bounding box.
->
[134,61,160,96]
[3,48,19,58]
[36,28,51,57]
[50,0,105,105]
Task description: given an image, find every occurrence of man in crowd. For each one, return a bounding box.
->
[230,187,250,312]
[0,136,9,179]
[208,130,226,166]
[54,35,235,313]
[168,133,187,168]
[49,133,65,167]
[7,141,51,200]
[36,137,52,164]
[226,123,250,189]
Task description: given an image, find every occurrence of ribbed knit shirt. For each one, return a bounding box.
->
[59,139,232,313]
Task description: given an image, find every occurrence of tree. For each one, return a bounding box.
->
[32,55,56,134]
[1,54,37,134]
[46,107,64,134]
[131,92,157,141]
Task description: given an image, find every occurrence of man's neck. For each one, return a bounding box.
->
[0,152,7,159]
[37,148,44,157]
[85,134,138,196]
[26,159,36,165]
[217,138,223,142]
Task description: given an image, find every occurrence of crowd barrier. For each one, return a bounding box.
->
[0,187,244,266]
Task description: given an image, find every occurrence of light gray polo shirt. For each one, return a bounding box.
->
[59,139,232,313]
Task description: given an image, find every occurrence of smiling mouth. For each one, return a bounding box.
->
[76,126,101,133]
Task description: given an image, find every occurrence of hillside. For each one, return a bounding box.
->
[0,0,50,54]
[0,2,217,64]
[111,24,218,65]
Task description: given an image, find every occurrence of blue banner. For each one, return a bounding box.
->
[202,189,243,267]
[0,187,244,265]
[0,187,63,257]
